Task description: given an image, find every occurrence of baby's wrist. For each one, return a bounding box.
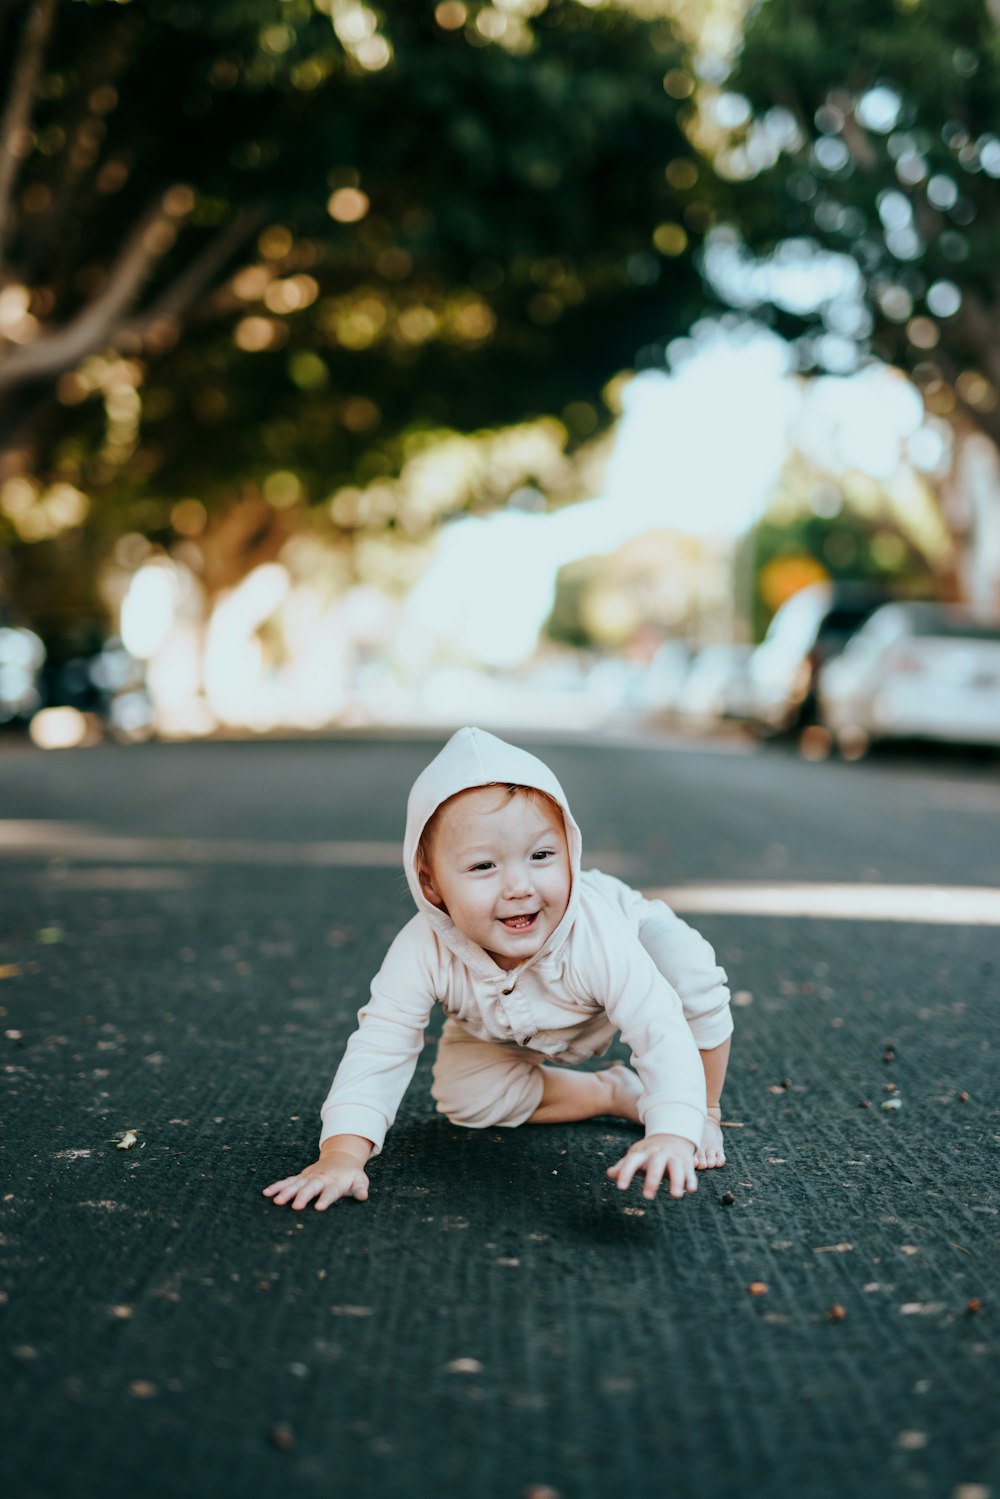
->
[319,1133,373,1166]
[706,1104,723,1119]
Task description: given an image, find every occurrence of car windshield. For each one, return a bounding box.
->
[909,611,1000,642]
[819,605,885,637]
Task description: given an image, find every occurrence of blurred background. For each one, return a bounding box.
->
[1,0,999,758]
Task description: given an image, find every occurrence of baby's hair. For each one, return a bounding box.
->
[416,783,563,886]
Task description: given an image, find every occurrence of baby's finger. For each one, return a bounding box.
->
[642,1156,667,1200]
[291,1179,323,1210]
[666,1157,691,1199]
[269,1176,305,1204]
[613,1150,646,1192]
[314,1184,346,1210]
[263,1177,297,1197]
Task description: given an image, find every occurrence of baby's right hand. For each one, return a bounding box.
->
[262,1152,369,1211]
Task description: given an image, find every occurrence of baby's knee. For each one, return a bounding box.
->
[429,1068,496,1128]
[431,1052,543,1129]
[429,1066,471,1124]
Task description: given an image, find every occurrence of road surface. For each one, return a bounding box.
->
[1,731,997,1499]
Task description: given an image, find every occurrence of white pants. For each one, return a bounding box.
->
[430,1019,549,1129]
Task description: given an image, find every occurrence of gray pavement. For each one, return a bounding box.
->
[1,733,998,1499]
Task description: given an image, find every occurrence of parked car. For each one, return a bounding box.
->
[819,602,1000,757]
[747,581,894,734]
[37,635,153,742]
[674,644,755,730]
[638,639,695,716]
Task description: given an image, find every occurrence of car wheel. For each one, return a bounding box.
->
[799,725,833,761]
[836,726,870,761]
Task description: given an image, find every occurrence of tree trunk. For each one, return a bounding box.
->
[940,418,1000,618]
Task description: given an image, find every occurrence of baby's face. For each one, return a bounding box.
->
[420,787,571,971]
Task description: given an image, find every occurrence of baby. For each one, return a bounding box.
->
[264,726,733,1210]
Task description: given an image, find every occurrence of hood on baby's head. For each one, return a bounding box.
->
[402,726,583,918]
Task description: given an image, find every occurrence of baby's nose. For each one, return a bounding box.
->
[503,866,536,898]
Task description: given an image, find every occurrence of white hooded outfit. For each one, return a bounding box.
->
[319,727,732,1155]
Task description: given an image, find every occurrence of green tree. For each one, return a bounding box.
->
[0,0,720,645]
[713,0,1000,446]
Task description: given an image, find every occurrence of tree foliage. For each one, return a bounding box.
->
[0,0,716,544]
[711,0,1000,447]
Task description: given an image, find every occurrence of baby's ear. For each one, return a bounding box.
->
[418,867,444,907]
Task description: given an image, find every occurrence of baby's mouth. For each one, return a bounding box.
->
[499,912,539,931]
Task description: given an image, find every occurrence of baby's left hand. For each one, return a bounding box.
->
[607,1133,697,1201]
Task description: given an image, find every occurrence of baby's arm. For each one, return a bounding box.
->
[587,872,734,1166]
[636,898,732,1043]
[638,901,733,1168]
[263,1133,373,1211]
[577,906,706,1199]
[262,919,435,1209]
[585,871,732,1044]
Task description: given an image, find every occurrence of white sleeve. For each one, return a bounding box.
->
[585,871,733,1050]
[318,919,436,1156]
[635,899,733,1049]
[575,905,706,1148]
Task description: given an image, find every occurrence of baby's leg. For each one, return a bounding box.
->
[431,1021,642,1129]
[529,1062,643,1125]
[694,1038,730,1169]
[695,1112,726,1170]
[635,907,731,1168]
[431,1020,547,1129]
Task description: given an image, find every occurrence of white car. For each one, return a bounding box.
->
[639,640,695,715]
[675,644,755,729]
[818,602,1000,756]
[747,581,891,734]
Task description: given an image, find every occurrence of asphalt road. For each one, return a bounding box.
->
[1,730,998,1499]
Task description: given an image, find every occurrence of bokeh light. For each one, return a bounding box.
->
[120,566,179,661]
[435,2,467,28]
[1,0,996,751]
[327,188,370,223]
[29,707,89,750]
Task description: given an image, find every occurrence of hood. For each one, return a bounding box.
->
[403,726,583,976]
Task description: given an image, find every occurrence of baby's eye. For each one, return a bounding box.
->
[469,860,494,872]
[531,849,555,861]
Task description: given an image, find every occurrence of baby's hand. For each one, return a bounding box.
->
[262,1152,369,1211]
[607,1133,697,1201]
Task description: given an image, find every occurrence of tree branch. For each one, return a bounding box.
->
[0,200,173,389]
[0,0,57,268]
[119,202,270,347]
